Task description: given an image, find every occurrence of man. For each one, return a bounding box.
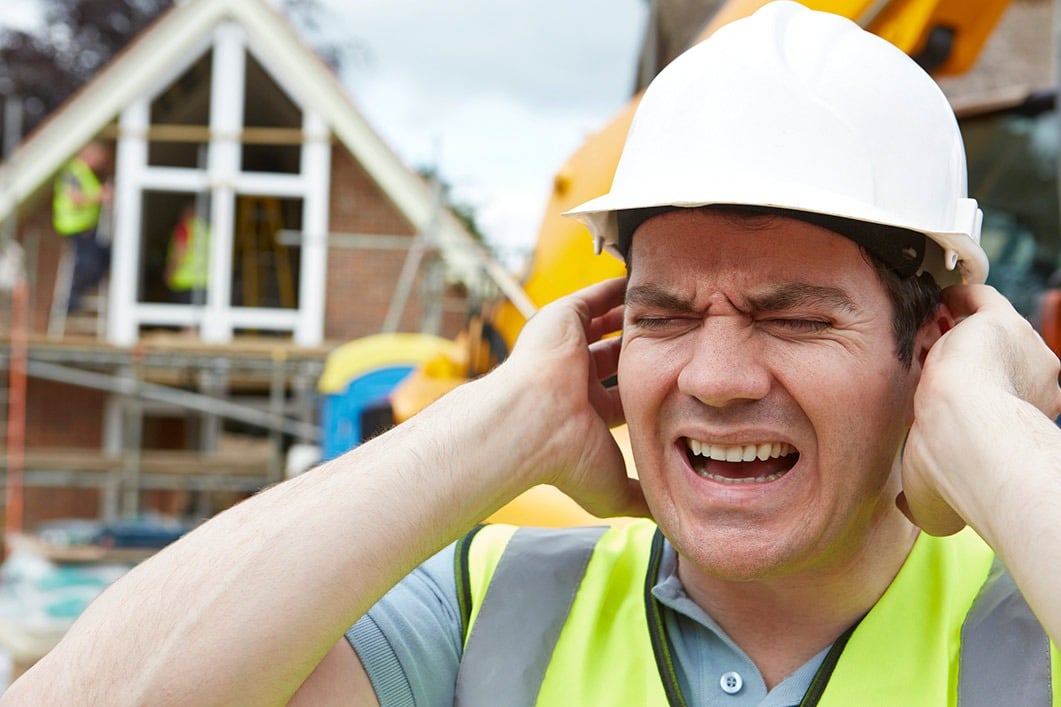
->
[6,3,1061,704]
[52,141,113,312]
[165,202,210,305]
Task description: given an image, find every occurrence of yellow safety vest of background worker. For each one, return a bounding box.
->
[52,158,103,237]
[165,206,210,300]
[456,522,1061,706]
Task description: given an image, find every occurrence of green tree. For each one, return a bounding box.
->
[1,0,175,141]
[0,0,348,148]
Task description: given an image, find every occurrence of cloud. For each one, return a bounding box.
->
[332,0,646,114]
[321,0,647,258]
[1,1,42,32]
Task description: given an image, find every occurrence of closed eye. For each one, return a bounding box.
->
[631,317,690,330]
[761,318,831,333]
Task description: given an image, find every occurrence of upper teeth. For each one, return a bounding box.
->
[687,440,795,462]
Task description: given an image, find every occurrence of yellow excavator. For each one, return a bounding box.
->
[335,0,1024,526]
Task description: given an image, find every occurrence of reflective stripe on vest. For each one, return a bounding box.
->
[454,521,1056,706]
[456,522,668,706]
[958,557,1053,705]
[455,525,607,705]
[53,159,102,236]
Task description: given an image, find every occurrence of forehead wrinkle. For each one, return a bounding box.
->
[745,282,858,314]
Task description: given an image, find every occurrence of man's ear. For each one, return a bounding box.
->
[915,301,956,370]
[904,302,955,425]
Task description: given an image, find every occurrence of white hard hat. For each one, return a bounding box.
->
[565,0,987,286]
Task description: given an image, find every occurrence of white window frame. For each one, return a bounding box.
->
[108,21,330,346]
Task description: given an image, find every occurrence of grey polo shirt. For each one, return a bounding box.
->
[348,536,829,706]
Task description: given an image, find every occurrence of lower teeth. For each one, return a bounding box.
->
[697,470,787,484]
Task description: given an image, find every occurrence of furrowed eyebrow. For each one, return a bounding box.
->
[624,282,858,315]
[745,283,857,314]
[624,284,697,312]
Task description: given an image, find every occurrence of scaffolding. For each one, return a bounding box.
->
[0,334,326,522]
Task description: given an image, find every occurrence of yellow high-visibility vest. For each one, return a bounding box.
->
[167,215,210,292]
[456,521,1060,706]
[52,158,102,236]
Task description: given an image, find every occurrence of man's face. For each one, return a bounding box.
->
[82,144,111,174]
[618,209,924,583]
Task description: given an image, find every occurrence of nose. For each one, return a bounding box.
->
[676,315,772,408]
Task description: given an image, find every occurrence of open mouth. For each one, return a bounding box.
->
[685,438,800,484]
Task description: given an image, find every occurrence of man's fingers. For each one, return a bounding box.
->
[588,304,624,344]
[940,283,1005,319]
[588,337,624,427]
[589,335,622,380]
[575,277,626,327]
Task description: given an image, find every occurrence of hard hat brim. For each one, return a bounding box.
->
[564,190,987,286]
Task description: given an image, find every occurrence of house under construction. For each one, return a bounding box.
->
[0,0,514,533]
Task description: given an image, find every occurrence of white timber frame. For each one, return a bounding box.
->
[108,20,330,346]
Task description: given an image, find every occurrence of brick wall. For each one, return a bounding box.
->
[19,488,102,530]
[11,380,106,528]
[324,146,469,342]
[24,379,105,447]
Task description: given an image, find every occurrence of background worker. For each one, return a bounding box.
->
[52,141,113,312]
[165,202,210,305]
[6,3,1061,705]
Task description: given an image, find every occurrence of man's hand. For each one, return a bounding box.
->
[898,284,1061,535]
[500,276,649,519]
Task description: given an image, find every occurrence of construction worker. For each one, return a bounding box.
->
[52,141,113,312]
[6,3,1061,704]
[165,202,210,305]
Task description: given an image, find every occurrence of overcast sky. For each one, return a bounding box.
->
[4,2,38,32]
[311,0,649,266]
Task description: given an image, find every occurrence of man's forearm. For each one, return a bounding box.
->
[960,394,1061,645]
[3,369,546,705]
[3,276,639,704]
[903,285,1061,644]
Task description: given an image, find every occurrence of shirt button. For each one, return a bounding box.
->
[720,671,743,694]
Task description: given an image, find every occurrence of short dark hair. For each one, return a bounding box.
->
[866,260,941,369]
[619,206,941,368]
